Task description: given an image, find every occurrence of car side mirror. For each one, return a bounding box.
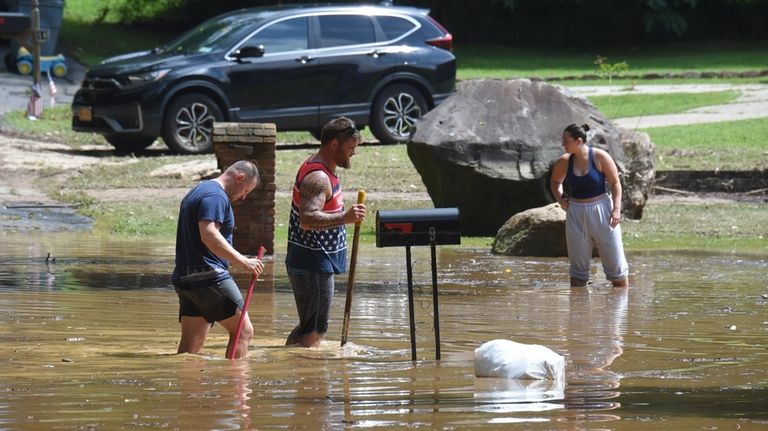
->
[234,45,265,62]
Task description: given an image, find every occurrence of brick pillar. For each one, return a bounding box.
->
[212,122,276,256]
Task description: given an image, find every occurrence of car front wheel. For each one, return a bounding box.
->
[162,94,223,154]
[369,84,428,145]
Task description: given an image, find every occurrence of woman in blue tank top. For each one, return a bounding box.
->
[550,123,629,288]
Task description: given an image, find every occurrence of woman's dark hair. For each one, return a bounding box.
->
[563,123,591,143]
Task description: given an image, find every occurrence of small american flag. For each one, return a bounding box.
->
[47,73,57,108]
[26,83,43,119]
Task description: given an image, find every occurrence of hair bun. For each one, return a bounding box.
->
[581,123,591,132]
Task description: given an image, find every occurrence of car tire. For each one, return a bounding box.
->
[105,135,156,154]
[369,83,428,145]
[4,52,17,73]
[162,93,222,154]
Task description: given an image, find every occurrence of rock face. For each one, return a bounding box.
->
[408,79,654,236]
[619,128,656,219]
[491,203,567,257]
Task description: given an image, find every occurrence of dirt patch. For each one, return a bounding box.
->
[0,134,433,209]
[0,134,149,203]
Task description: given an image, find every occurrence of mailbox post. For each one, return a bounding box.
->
[376,208,460,361]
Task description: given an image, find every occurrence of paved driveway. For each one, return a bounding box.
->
[572,83,768,129]
[0,44,83,116]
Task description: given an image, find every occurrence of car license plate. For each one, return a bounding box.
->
[78,107,92,122]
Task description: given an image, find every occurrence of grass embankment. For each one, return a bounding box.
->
[588,91,768,170]
[643,119,768,171]
[47,142,498,245]
[51,144,767,254]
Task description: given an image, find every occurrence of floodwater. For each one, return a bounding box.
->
[1,232,767,430]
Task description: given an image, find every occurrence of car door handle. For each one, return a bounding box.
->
[295,56,314,64]
[366,50,387,58]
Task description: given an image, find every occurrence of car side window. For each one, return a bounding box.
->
[377,16,417,40]
[244,17,308,54]
[318,14,376,47]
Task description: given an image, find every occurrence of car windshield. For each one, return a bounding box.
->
[158,12,263,54]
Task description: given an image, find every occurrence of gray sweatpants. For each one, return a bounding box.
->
[566,195,629,282]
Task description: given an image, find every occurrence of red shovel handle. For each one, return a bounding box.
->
[227,246,265,359]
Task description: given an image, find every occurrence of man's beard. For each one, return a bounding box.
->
[337,152,351,169]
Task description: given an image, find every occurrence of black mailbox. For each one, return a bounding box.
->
[376,208,460,248]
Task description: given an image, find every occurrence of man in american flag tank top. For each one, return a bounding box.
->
[285,117,367,347]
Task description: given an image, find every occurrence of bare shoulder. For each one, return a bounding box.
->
[300,170,332,199]
[550,154,569,180]
[592,147,614,160]
[553,153,570,167]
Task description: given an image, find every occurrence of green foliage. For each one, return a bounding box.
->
[62,0,768,46]
[594,56,630,86]
[64,0,183,24]
[642,0,698,36]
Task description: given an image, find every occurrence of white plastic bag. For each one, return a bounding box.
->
[474,339,565,381]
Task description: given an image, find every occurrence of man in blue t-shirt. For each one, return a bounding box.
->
[172,160,263,358]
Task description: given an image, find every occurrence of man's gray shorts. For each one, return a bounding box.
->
[286,267,334,340]
[566,195,629,282]
[173,277,244,323]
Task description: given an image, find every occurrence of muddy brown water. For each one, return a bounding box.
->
[1,232,767,430]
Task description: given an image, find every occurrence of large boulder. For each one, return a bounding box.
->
[408,79,653,236]
[491,203,567,257]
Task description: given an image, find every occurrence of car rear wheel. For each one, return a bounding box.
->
[105,135,156,154]
[369,84,427,145]
[162,93,222,154]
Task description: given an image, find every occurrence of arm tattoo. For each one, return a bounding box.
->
[299,171,345,230]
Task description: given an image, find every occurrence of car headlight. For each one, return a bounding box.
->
[122,69,171,88]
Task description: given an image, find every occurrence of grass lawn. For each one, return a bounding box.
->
[622,199,768,255]
[588,91,740,119]
[642,118,768,171]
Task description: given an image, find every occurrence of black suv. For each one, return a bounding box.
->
[71,4,455,154]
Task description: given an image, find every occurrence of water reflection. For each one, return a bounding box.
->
[1,233,767,429]
[560,287,627,426]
